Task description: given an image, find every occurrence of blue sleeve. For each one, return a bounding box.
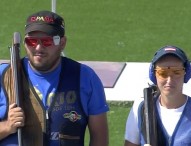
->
[80,64,109,116]
[0,63,9,120]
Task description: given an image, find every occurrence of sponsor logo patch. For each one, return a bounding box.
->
[63,111,81,122]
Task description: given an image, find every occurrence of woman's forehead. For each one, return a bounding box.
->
[155,55,184,67]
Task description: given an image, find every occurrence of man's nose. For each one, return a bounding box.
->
[35,41,44,50]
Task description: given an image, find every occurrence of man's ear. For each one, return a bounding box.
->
[59,36,67,56]
[60,36,67,48]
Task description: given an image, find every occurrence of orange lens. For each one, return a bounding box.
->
[155,67,185,79]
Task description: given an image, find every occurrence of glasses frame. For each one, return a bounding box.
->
[24,35,60,48]
[155,66,185,80]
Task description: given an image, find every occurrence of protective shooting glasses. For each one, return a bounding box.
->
[24,35,60,48]
[155,66,185,80]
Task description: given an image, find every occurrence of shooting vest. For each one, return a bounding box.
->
[0,57,88,146]
[138,96,191,146]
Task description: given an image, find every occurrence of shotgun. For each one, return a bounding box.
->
[10,32,23,146]
[143,86,158,146]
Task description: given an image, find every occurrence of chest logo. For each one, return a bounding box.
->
[63,111,81,122]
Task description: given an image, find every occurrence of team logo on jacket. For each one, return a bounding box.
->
[63,111,81,122]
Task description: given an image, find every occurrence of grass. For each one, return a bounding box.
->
[106,102,133,146]
[85,102,133,146]
[1,0,191,145]
[1,0,191,61]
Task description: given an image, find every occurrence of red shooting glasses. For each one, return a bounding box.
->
[155,66,185,80]
[24,36,60,48]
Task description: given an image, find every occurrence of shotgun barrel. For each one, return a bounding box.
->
[10,32,23,146]
[143,86,158,146]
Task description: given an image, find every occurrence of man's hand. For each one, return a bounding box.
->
[0,103,25,140]
[5,103,25,134]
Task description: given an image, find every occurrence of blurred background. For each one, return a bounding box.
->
[1,0,191,145]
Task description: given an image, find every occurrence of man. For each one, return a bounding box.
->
[124,46,191,146]
[0,10,109,146]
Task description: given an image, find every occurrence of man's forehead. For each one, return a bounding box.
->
[26,31,50,37]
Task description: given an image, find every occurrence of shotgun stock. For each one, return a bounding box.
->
[143,86,158,146]
[10,32,23,146]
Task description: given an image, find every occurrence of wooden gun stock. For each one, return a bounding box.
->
[143,87,158,146]
[10,32,23,146]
